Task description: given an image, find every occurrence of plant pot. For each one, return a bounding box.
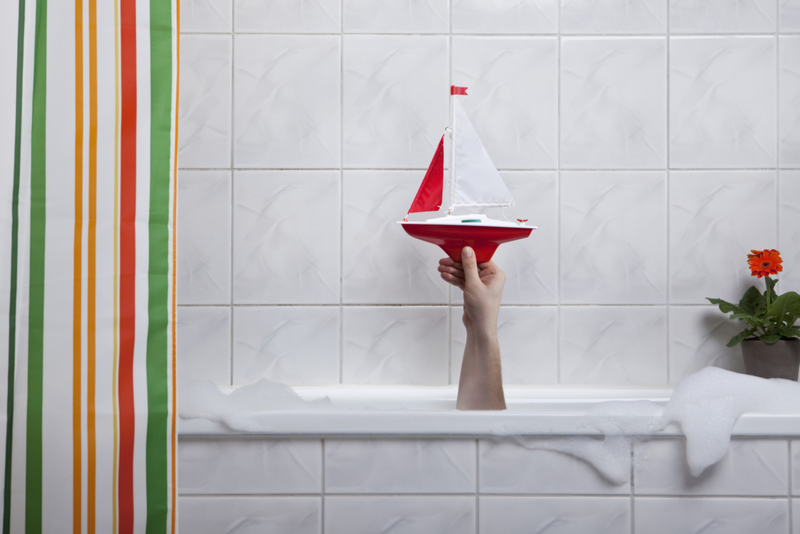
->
[741,339,800,381]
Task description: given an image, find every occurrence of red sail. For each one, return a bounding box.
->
[408,135,444,215]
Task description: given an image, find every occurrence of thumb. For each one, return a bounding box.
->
[461,247,480,286]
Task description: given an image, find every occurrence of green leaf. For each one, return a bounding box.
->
[738,286,762,315]
[777,326,800,339]
[707,298,742,316]
[760,333,782,344]
[727,329,756,347]
[766,276,778,298]
[766,291,800,319]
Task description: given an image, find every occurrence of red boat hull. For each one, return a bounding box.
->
[401,223,532,263]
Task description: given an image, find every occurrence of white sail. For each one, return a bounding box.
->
[451,99,513,209]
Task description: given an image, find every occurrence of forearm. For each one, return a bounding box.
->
[456,324,506,410]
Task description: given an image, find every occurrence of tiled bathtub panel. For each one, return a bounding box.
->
[451,172,559,306]
[452,37,558,170]
[634,438,788,496]
[178,34,231,169]
[791,440,800,494]
[560,38,667,170]
[177,307,231,393]
[560,171,667,305]
[668,306,746,385]
[669,0,777,33]
[181,0,231,33]
[560,0,667,34]
[324,496,475,534]
[781,173,800,299]
[479,438,630,494]
[342,171,448,305]
[343,0,449,33]
[324,439,476,494]
[450,306,558,385]
[342,35,449,169]
[233,307,340,386]
[669,171,777,305]
[559,306,668,385]
[669,36,776,169]
[179,438,322,494]
[235,0,340,33]
[233,35,341,169]
[177,170,231,305]
[233,171,340,305]
[342,306,449,385]
[634,498,789,534]
[451,0,557,34]
[479,496,631,534]
[179,496,321,534]
[781,36,800,167]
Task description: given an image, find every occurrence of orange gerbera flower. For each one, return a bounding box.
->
[747,249,783,278]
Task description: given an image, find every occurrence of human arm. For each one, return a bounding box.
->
[437,246,506,410]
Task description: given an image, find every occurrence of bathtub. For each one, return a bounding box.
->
[177,385,800,438]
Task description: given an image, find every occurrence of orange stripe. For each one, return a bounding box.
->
[112,0,121,530]
[88,0,98,531]
[73,0,84,532]
[170,1,180,531]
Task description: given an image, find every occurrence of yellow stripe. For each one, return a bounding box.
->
[112,0,121,530]
[73,0,84,532]
[88,0,98,531]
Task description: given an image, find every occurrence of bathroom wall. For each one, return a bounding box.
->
[177,0,800,389]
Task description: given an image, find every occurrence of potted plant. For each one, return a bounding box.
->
[707,249,800,380]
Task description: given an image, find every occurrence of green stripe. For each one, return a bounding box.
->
[145,0,173,531]
[26,0,46,531]
[3,0,26,532]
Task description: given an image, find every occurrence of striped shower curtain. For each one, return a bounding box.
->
[1,0,178,532]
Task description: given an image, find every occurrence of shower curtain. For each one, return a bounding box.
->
[1,0,178,532]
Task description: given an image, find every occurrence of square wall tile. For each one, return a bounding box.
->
[780,171,800,291]
[670,0,776,33]
[635,438,788,495]
[792,440,800,494]
[325,439,476,493]
[480,496,631,534]
[342,306,449,385]
[178,35,231,169]
[560,307,668,385]
[324,496,475,534]
[343,0,449,33]
[181,0,231,33]
[343,36,449,168]
[634,498,788,534]
[668,306,745,385]
[452,0,558,34]
[235,0,340,33]
[179,496,321,534]
[233,307,340,386]
[342,171,448,305]
[784,0,800,31]
[670,37,776,169]
[669,171,776,304]
[451,307,558,385]
[179,438,322,494]
[479,439,630,494]
[178,170,231,305]
[560,171,666,304]
[781,36,800,167]
[452,37,557,169]
[177,307,231,389]
[233,35,340,169]
[561,0,667,34]
[452,172,559,305]
[561,38,667,169]
[233,171,340,304]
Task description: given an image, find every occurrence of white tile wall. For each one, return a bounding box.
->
[634,497,789,534]
[178,0,794,392]
[480,496,631,534]
[325,496,475,534]
[179,496,321,534]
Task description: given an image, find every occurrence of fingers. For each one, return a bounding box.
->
[461,246,481,286]
[437,263,464,279]
[440,271,465,290]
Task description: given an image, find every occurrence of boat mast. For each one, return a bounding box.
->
[448,90,458,215]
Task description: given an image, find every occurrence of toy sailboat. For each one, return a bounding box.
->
[399,86,535,263]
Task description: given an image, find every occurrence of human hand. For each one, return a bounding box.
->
[438,247,505,332]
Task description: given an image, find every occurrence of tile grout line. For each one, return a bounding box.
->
[229,2,236,388]
[630,439,636,534]
[789,439,793,534]
[776,0,781,285]
[475,438,480,533]
[556,0,562,384]
[448,0,454,387]
[178,166,793,172]
[180,31,800,37]
[322,438,326,534]
[339,0,345,386]
[665,0,671,387]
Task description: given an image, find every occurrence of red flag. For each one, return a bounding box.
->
[408,136,444,215]
[450,86,468,96]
